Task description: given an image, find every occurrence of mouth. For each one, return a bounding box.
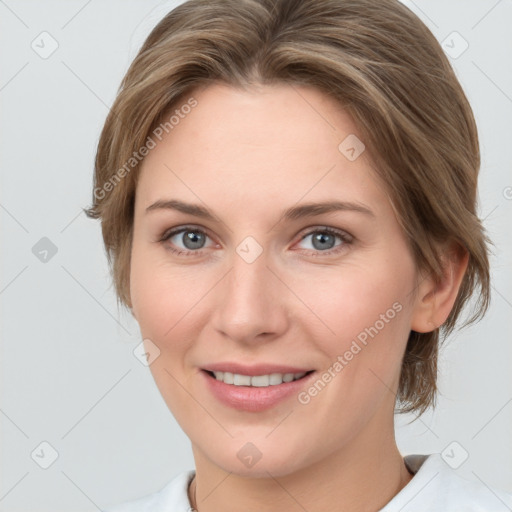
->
[199,361,318,412]
[203,369,315,387]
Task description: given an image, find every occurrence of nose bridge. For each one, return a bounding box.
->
[212,244,287,342]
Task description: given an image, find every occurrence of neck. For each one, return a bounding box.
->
[188,415,413,512]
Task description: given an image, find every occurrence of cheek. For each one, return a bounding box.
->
[289,257,413,341]
[287,256,415,396]
[129,244,219,364]
[129,250,206,417]
[130,244,185,342]
[131,273,195,343]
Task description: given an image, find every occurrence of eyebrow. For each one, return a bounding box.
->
[145,199,375,220]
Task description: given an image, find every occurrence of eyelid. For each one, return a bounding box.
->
[158,224,354,257]
[297,225,353,242]
[158,225,218,253]
[292,226,353,256]
[158,224,212,243]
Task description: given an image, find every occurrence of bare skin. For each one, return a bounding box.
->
[129,82,467,512]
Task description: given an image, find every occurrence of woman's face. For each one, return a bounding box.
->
[130,83,423,477]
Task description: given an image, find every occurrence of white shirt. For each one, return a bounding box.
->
[103,453,512,511]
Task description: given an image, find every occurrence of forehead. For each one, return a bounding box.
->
[159,82,357,158]
[135,82,388,217]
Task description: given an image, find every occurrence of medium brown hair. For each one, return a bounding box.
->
[84,0,490,415]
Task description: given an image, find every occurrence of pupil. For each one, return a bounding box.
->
[184,231,205,250]
[180,231,335,251]
[313,232,334,250]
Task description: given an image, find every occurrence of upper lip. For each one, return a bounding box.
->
[202,362,314,376]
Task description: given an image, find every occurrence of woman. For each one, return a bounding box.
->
[85,0,511,510]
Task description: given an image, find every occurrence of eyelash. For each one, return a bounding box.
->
[158,225,353,258]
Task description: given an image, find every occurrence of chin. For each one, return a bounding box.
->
[193,433,318,478]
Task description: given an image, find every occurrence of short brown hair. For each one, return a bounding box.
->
[84,0,490,416]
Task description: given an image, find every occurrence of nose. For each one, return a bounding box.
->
[210,248,289,345]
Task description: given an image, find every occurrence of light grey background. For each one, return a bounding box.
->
[1,0,511,510]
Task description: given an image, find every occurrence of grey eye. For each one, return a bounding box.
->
[176,230,207,250]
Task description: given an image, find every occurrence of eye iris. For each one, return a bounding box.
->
[183,231,205,250]
[312,232,335,250]
[174,230,340,252]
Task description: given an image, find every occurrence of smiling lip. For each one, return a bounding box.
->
[200,363,316,412]
[202,362,313,375]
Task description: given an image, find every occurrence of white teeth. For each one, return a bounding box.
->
[269,373,283,385]
[233,374,251,386]
[211,371,308,387]
[251,375,270,387]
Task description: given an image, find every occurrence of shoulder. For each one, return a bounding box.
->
[102,470,195,512]
[381,453,512,512]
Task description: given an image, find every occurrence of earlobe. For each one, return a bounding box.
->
[411,244,469,333]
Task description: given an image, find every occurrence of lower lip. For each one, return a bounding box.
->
[201,370,315,412]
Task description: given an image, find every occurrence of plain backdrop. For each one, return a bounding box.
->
[1,0,511,510]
